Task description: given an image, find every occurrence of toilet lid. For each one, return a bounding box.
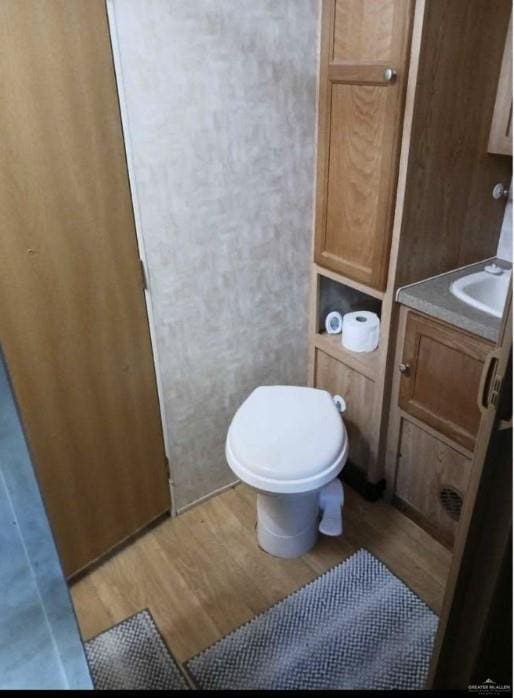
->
[226,386,346,491]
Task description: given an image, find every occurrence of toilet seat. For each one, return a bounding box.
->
[226,386,348,494]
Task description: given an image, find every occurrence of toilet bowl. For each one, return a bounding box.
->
[226,385,349,558]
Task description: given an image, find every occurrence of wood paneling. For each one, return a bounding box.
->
[314,349,375,470]
[0,0,169,575]
[314,0,413,290]
[399,312,492,451]
[71,483,451,663]
[395,419,472,547]
[488,14,513,156]
[396,0,512,286]
[333,0,408,63]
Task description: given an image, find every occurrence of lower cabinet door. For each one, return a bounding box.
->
[314,349,376,473]
[399,311,492,451]
[395,418,472,547]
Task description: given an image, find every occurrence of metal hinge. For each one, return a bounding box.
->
[139,258,148,290]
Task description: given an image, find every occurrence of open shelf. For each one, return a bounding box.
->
[314,331,379,381]
[314,263,385,301]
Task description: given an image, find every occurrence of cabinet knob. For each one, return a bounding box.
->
[399,362,411,374]
[492,182,509,200]
[384,67,397,82]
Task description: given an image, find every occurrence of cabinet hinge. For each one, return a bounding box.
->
[139,258,148,290]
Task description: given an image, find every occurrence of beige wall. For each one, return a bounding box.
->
[108,0,319,509]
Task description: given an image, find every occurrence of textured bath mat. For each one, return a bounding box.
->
[85,609,190,690]
[186,549,438,690]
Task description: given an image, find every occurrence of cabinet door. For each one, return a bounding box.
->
[314,0,413,290]
[395,419,472,547]
[399,313,493,451]
[488,14,512,156]
[314,349,375,471]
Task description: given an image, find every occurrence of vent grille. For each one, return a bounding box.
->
[439,487,463,521]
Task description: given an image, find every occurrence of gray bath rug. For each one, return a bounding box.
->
[85,609,190,690]
[186,549,438,691]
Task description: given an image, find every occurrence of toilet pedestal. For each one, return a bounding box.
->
[256,491,320,558]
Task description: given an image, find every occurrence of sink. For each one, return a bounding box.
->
[450,265,511,318]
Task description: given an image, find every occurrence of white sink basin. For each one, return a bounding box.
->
[450,265,511,318]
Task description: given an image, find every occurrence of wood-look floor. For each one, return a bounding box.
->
[70,484,452,663]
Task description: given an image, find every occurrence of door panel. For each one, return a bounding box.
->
[0,0,170,575]
[314,0,413,290]
[325,83,390,284]
[333,0,408,64]
[314,349,375,471]
[396,419,472,547]
[399,312,492,451]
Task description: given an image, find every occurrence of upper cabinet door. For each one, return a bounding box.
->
[488,14,512,156]
[314,0,413,290]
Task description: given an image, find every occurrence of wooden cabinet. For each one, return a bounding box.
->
[488,15,512,156]
[309,1,510,491]
[398,312,492,451]
[314,349,376,471]
[314,0,413,290]
[386,307,495,547]
[395,420,472,547]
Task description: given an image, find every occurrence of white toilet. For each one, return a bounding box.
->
[226,385,349,558]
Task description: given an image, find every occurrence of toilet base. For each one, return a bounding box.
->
[256,491,320,558]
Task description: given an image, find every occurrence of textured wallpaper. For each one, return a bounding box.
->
[109,0,318,510]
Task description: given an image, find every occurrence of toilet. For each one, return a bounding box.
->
[226,385,349,558]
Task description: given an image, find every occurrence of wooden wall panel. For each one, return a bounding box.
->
[396,0,512,286]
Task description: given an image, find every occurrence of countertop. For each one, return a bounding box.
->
[396,258,510,342]
[0,353,92,690]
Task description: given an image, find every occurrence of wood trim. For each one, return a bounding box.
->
[328,63,396,85]
[397,411,474,460]
[488,14,512,155]
[384,304,410,495]
[313,263,385,300]
[371,0,427,485]
[312,0,336,280]
[313,332,379,381]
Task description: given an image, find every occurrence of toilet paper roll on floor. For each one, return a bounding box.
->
[342,311,380,353]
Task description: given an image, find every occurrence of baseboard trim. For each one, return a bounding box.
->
[341,462,386,502]
[176,480,240,515]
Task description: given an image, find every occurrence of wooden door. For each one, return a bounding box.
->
[0,0,170,576]
[314,0,413,290]
[395,419,472,547]
[399,312,492,451]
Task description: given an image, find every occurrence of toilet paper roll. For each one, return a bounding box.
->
[325,311,343,335]
[342,311,380,353]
